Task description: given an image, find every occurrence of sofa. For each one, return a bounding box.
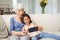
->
[0,14,60,40]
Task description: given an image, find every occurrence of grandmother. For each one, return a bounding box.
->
[9,3,30,40]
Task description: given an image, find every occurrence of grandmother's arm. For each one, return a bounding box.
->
[10,17,25,36]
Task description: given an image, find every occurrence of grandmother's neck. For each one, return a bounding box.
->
[16,14,22,18]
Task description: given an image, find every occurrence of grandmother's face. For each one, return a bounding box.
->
[16,8,24,16]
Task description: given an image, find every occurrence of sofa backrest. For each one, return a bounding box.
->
[0,14,60,33]
[29,14,60,33]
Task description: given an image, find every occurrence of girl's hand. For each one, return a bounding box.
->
[22,27,27,35]
[38,26,43,31]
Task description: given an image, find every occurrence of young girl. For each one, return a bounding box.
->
[21,14,43,37]
[21,14,60,40]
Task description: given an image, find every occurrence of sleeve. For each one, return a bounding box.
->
[9,17,15,33]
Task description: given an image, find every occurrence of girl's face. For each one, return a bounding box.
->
[23,16,30,25]
[16,8,24,17]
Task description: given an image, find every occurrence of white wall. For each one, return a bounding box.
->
[17,0,29,13]
[17,0,35,14]
[0,0,58,14]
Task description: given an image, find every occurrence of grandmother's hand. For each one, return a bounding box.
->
[21,31,27,36]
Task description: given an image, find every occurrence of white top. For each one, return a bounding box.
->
[24,23,41,37]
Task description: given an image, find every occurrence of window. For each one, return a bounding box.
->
[12,0,17,8]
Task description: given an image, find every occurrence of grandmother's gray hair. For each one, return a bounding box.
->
[13,3,24,12]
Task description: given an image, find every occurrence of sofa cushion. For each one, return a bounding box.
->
[40,38,56,40]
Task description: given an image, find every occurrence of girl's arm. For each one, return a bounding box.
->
[32,23,43,31]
